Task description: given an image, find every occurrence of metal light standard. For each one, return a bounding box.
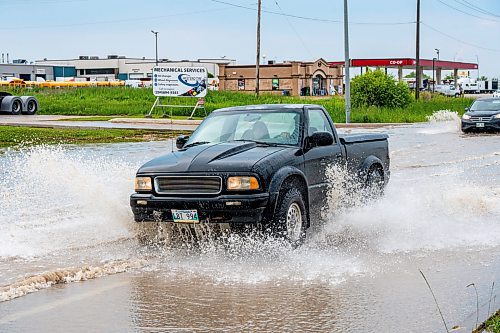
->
[435,48,440,60]
[475,54,479,81]
[432,58,437,93]
[151,30,159,66]
[344,0,351,123]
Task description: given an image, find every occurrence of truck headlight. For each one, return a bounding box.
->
[462,114,471,120]
[135,177,152,191]
[227,176,260,190]
[494,114,500,119]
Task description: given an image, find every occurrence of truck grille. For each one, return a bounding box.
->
[154,176,222,195]
[470,116,492,122]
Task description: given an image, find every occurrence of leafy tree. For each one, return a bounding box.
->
[405,71,430,79]
[479,75,488,81]
[351,69,413,108]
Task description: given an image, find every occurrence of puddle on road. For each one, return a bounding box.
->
[0,117,499,331]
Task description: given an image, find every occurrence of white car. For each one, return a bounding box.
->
[493,90,500,98]
[435,85,460,97]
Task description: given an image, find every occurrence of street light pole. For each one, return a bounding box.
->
[432,58,436,93]
[255,0,262,97]
[435,48,440,60]
[343,0,351,123]
[151,30,159,66]
[415,0,421,100]
[476,54,479,81]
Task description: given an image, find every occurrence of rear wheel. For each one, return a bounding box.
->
[273,187,307,247]
[366,166,385,196]
[24,100,38,115]
[11,100,22,115]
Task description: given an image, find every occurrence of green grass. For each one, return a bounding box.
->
[0,126,188,148]
[55,115,204,122]
[485,310,500,333]
[3,87,473,123]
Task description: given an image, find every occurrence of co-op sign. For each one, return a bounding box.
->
[152,66,207,97]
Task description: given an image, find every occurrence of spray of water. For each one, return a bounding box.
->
[0,145,137,260]
[319,163,500,253]
[419,110,462,134]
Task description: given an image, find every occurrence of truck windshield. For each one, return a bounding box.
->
[186,110,302,146]
[470,100,500,111]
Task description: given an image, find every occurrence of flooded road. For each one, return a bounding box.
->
[0,114,499,332]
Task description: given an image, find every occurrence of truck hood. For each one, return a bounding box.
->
[137,141,288,174]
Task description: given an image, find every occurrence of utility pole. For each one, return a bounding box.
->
[255,0,262,97]
[476,54,479,81]
[415,0,421,100]
[151,30,159,66]
[344,0,351,123]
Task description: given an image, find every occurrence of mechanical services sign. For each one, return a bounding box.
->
[152,66,208,97]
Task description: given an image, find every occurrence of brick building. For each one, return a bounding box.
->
[218,58,343,96]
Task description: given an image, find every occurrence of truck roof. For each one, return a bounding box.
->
[212,104,319,113]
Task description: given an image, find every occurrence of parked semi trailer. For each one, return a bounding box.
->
[0,92,38,115]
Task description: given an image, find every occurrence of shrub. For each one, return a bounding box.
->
[351,69,413,108]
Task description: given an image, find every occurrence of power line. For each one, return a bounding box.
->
[454,0,500,18]
[422,22,500,52]
[273,0,315,60]
[0,8,231,30]
[435,0,500,22]
[211,0,415,25]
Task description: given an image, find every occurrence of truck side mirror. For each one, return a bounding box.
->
[309,132,334,148]
[176,135,189,149]
[464,107,470,111]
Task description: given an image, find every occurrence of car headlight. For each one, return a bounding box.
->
[494,114,500,119]
[462,114,471,120]
[135,177,152,191]
[227,176,260,190]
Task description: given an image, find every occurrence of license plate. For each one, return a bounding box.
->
[476,122,485,128]
[171,209,199,223]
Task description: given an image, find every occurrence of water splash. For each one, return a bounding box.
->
[0,145,137,259]
[0,259,143,302]
[419,110,461,134]
[320,164,500,253]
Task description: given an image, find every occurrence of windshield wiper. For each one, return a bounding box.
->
[231,139,279,146]
[183,141,210,149]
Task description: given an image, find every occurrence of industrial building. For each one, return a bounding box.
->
[0,55,234,82]
[35,56,235,81]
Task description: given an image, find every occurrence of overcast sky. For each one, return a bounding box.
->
[1,0,499,78]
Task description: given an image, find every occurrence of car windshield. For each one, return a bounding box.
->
[186,110,302,146]
[470,100,500,111]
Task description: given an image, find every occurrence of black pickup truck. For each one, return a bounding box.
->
[131,104,390,246]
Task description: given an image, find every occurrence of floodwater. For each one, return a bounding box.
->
[0,112,499,332]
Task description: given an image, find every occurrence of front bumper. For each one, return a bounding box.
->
[130,193,270,224]
[461,119,500,131]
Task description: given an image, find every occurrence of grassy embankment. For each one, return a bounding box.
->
[3,87,473,123]
[477,310,500,333]
[0,126,184,149]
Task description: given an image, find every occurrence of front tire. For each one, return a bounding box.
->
[273,187,307,247]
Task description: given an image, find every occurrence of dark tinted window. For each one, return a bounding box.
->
[471,100,500,111]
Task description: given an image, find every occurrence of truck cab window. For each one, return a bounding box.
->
[308,109,334,140]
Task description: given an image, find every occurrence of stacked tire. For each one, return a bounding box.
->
[0,92,38,115]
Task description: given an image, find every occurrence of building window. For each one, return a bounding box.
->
[85,68,115,75]
[79,69,84,75]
